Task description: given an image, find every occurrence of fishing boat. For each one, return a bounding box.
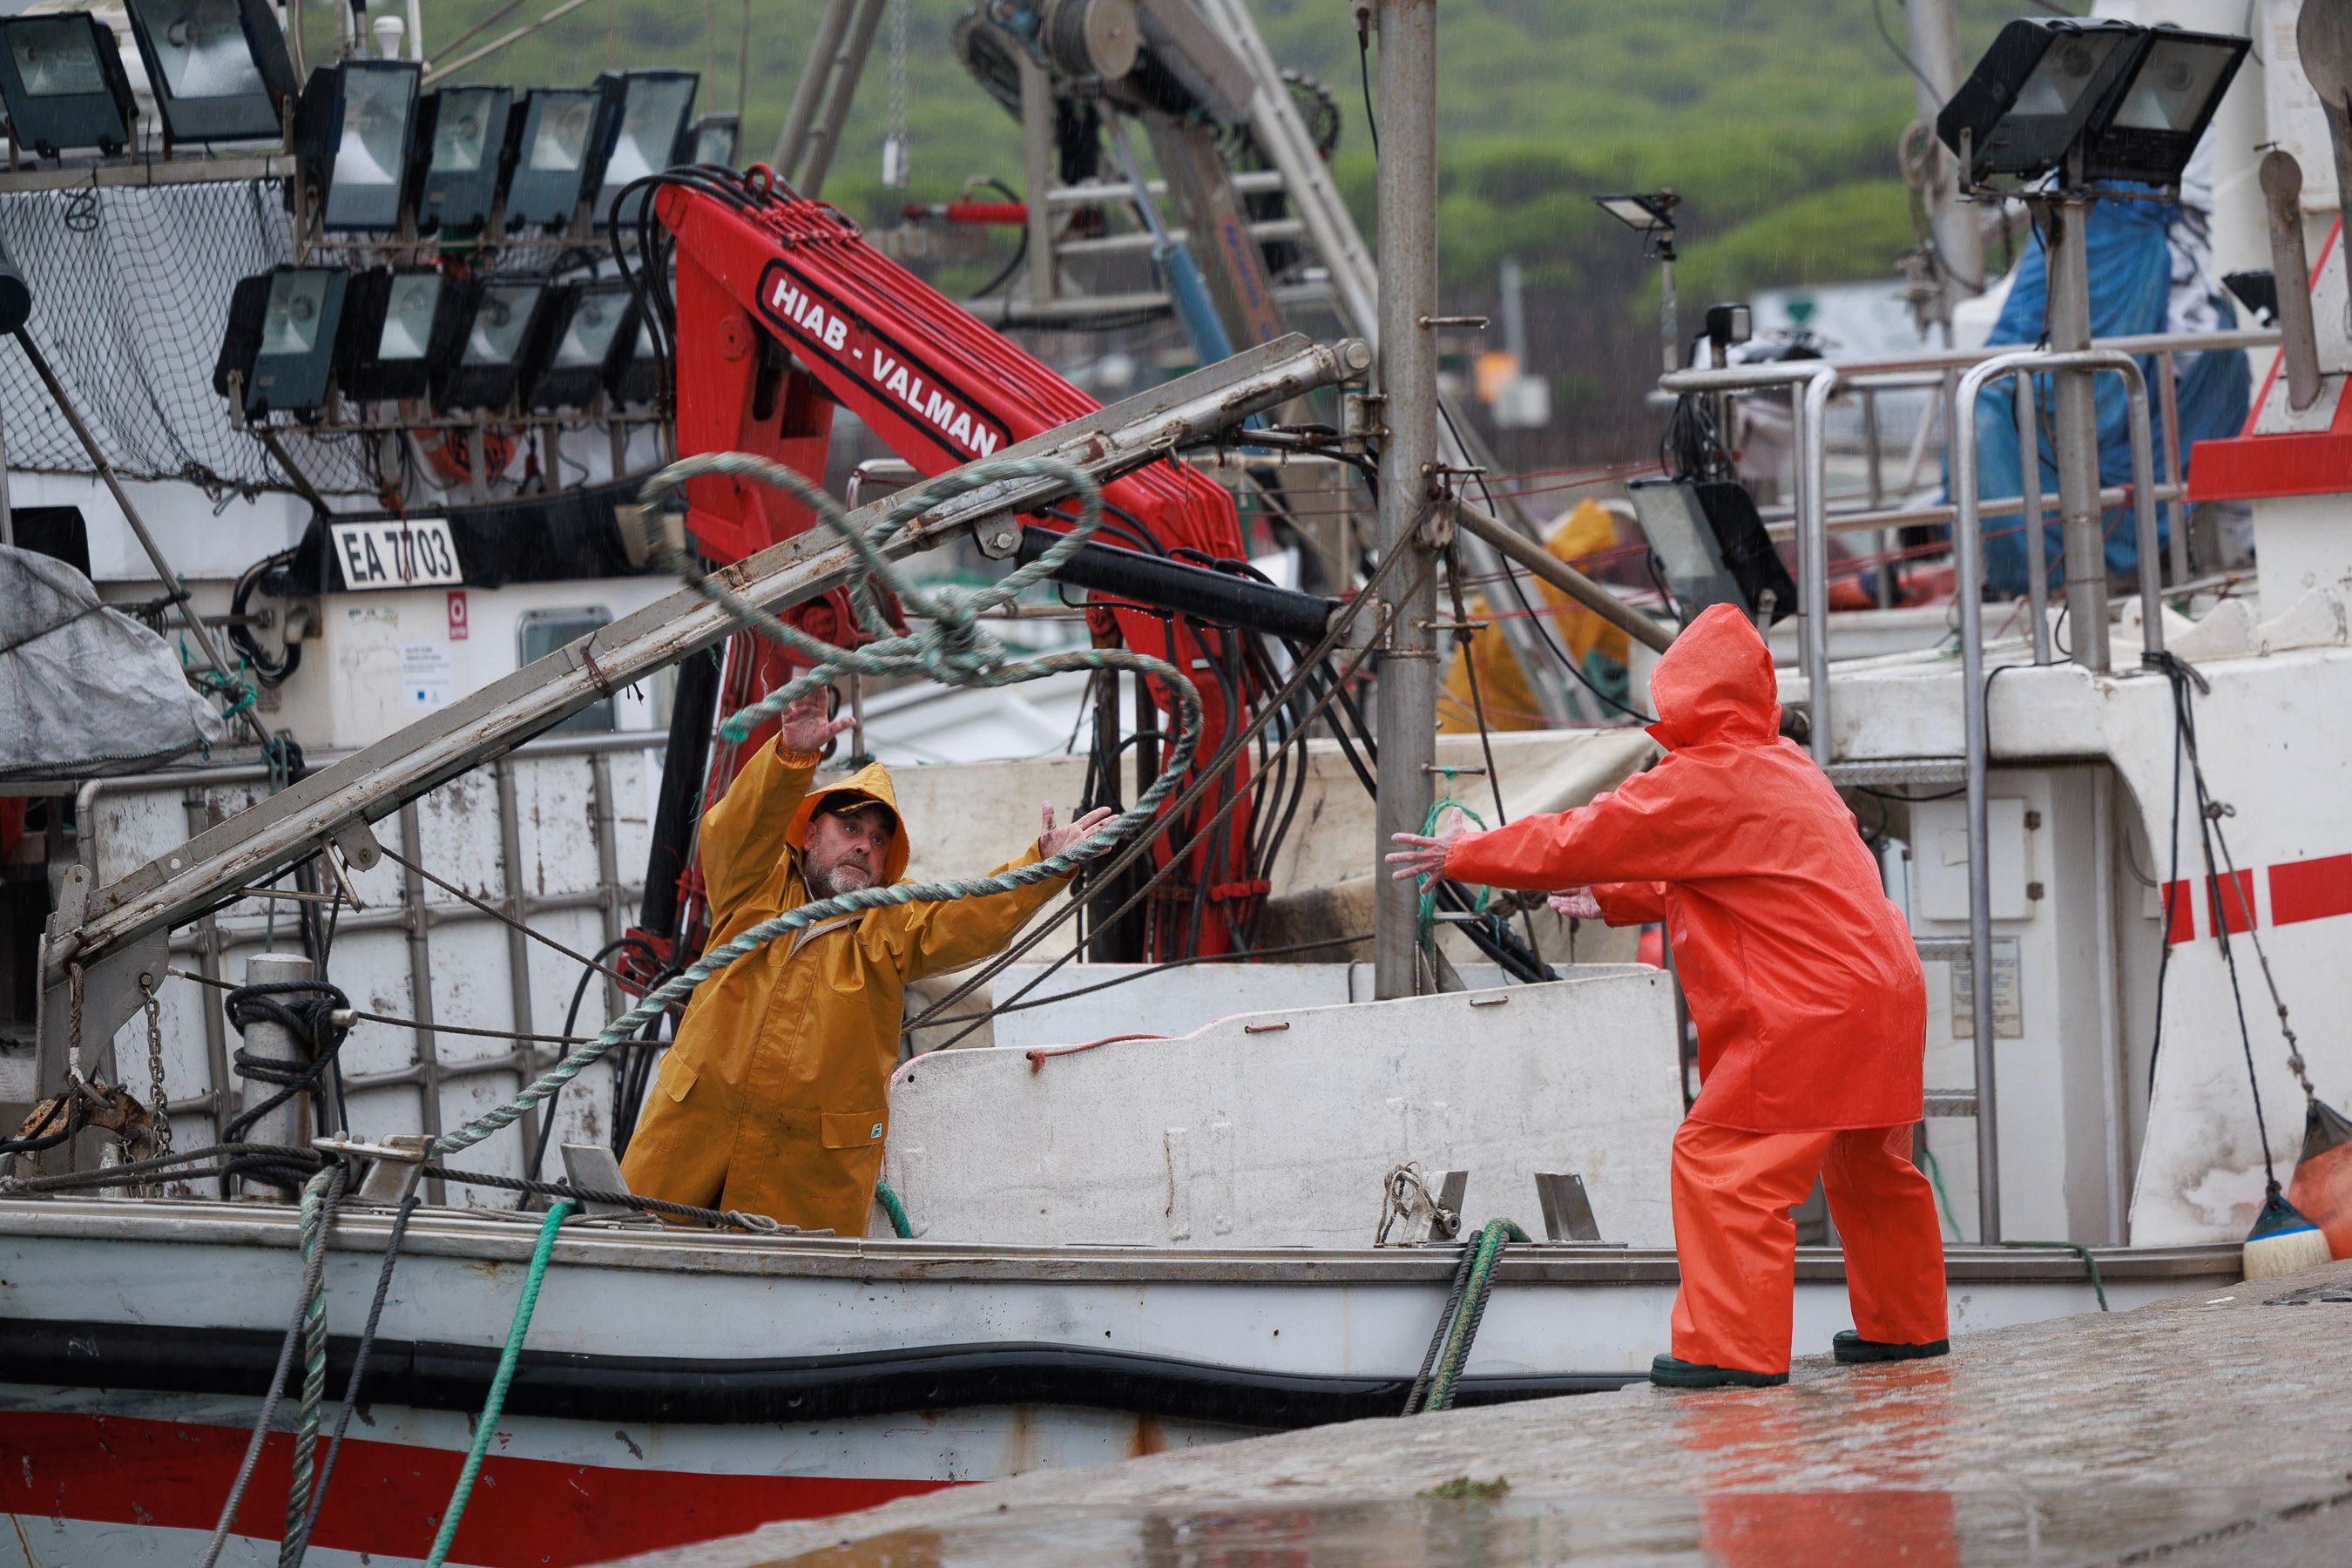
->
[6,1,2349,1564]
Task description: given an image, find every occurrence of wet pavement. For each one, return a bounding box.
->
[610,1260,2352,1566]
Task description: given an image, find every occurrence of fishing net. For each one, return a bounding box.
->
[0,178,376,496]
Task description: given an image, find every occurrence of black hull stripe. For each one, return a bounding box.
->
[0,1318,1637,1429]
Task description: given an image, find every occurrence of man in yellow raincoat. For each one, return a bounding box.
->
[622,688,1112,1233]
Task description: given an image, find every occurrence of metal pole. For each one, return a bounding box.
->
[1951,352,2017,1245]
[795,0,883,198]
[233,951,316,1193]
[2043,164,2108,671]
[1370,0,1439,1002]
[2015,371,2052,663]
[11,328,267,745]
[1794,371,1836,764]
[1019,54,1058,307]
[772,0,854,178]
[1901,0,1983,324]
[0,402,12,547]
[2157,351,2187,585]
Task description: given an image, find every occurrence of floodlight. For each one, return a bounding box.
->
[415,84,512,233]
[1703,302,1752,353]
[434,278,553,409]
[609,316,662,407]
[0,13,139,159]
[213,266,348,416]
[1936,18,2142,184]
[292,59,421,231]
[501,86,607,231]
[124,0,296,145]
[596,69,697,223]
[688,112,738,167]
[335,266,449,402]
[526,281,637,409]
[1628,476,1797,625]
[1592,191,1678,235]
[2079,28,2248,186]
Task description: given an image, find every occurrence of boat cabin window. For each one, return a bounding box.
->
[518,606,614,733]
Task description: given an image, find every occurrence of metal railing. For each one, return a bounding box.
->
[52,729,663,1199]
[1943,348,2165,1243]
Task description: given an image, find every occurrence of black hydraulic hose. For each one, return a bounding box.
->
[522,936,663,1198]
[1017,526,1337,643]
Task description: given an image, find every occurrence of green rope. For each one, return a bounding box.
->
[423,1199,578,1568]
[423,455,1204,1162]
[2003,1239,2108,1311]
[875,1178,915,1239]
[1917,1139,1966,1243]
[278,1166,339,1565]
[1411,1218,1531,1415]
[1414,794,1494,951]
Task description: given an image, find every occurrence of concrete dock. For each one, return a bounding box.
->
[608,1257,2352,1566]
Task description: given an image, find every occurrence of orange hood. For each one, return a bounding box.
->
[1644,603,1781,752]
[784,759,911,884]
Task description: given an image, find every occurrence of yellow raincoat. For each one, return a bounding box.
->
[1439,499,1631,731]
[620,741,1068,1233]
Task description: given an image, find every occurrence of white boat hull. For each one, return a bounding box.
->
[0,1197,2238,1565]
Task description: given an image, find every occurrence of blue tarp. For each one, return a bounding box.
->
[1960,193,2249,595]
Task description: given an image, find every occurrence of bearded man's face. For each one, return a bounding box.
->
[804,803,894,899]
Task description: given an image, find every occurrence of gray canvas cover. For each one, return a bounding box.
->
[0,544,226,779]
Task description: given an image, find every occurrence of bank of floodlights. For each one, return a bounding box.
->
[214,265,348,416]
[124,0,296,145]
[596,69,697,221]
[292,58,420,231]
[529,280,638,409]
[0,12,138,159]
[435,277,554,409]
[1936,18,2248,187]
[414,84,513,233]
[337,265,449,401]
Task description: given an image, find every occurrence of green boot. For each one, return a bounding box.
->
[1648,1354,1788,1389]
[1832,1329,1950,1363]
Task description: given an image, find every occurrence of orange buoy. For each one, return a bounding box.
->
[2285,1097,2352,1262]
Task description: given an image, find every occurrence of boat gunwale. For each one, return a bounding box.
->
[0,1197,2244,1285]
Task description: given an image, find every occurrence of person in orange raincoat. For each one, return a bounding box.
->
[1389,602,1946,1388]
[622,689,1111,1235]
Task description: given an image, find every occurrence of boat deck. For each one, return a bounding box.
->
[607,1257,2352,1566]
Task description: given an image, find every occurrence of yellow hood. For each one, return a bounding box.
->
[784,759,911,884]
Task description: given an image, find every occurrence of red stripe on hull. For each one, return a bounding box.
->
[3,1410,950,1565]
[2269,855,2352,928]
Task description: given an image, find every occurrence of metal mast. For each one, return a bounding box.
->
[1369,0,1440,1000]
[1902,0,1983,334]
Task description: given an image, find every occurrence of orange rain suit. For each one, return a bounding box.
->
[1444,603,1945,1374]
[620,743,1068,1235]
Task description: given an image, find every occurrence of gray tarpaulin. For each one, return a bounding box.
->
[0,544,225,779]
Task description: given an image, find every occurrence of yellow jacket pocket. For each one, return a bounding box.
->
[657,1054,700,1105]
[820,1109,888,1150]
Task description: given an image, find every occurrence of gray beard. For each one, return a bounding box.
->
[807,862,875,902]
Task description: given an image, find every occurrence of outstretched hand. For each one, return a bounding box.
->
[1548,887,1601,921]
[1039,802,1117,860]
[777,686,853,756]
[1385,808,1473,889]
